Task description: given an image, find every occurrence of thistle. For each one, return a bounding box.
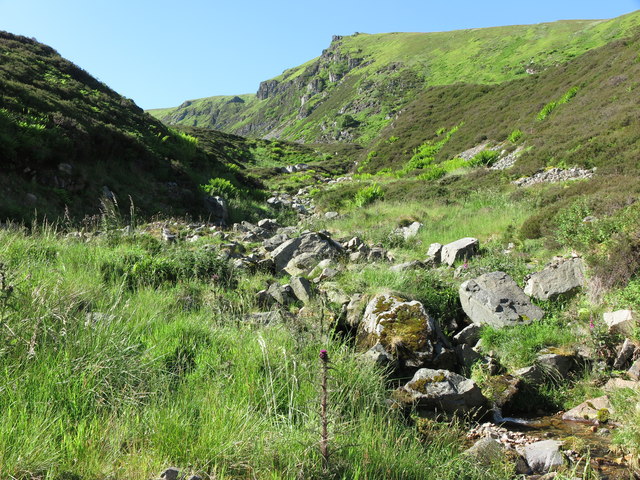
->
[319,349,329,472]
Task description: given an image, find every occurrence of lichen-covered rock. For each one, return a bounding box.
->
[524,257,585,300]
[459,272,544,328]
[358,294,438,368]
[441,237,479,266]
[400,368,488,414]
[562,395,615,424]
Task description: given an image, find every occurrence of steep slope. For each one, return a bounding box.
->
[150,10,640,144]
[0,32,258,222]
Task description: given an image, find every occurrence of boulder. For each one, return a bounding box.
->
[284,252,321,276]
[399,221,423,240]
[257,218,279,230]
[562,395,615,423]
[270,232,344,272]
[459,272,544,328]
[400,368,488,414]
[290,276,313,304]
[426,243,443,264]
[524,257,585,300]
[464,437,505,466]
[603,310,636,335]
[613,338,637,370]
[536,352,576,378]
[441,237,479,266]
[204,196,229,225]
[521,440,564,473]
[358,294,439,368]
[263,233,290,252]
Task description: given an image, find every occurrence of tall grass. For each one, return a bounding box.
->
[0,228,506,479]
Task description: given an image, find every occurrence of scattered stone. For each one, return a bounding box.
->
[603,310,636,336]
[314,267,339,283]
[324,211,339,220]
[367,246,391,262]
[362,343,397,369]
[396,221,423,240]
[263,233,290,252]
[270,232,344,272]
[524,257,585,300]
[514,364,546,386]
[285,252,322,276]
[521,440,564,473]
[628,359,640,381]
[536,352,576,378]
[456,344,483,372]
[160,467,180,480]
[25,193,37,204]
[257,218,279,230]
[613,338,637,370]
[441,237,479,266]
[390,260,425,272]
[454,324,482,346]
[603,377,640,392]
[400,368,488,414]
[345,236,365,251]
[290,276,313,304]
[162,228,177,243]
[459,272,544,328]
[344,294,367,330]
[562,395,615,423]
[514,167,595,188]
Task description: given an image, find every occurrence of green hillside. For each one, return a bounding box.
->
[150,10,640,144]
[0,32,264,222]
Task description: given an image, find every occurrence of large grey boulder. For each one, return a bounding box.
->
[524,257,585,300]
[270,232,343,272]
[441,237,479,266]
[459,272,544,328]
[521,440,564,473]
[358,294,439,368]
[400,368,488,414]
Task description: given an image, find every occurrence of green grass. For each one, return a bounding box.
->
[0,226,513,480]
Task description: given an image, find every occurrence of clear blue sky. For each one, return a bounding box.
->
[1,0,639,109]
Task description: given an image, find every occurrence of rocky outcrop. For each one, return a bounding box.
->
[524,257,585,300]
[459,272,544,328]
[513,167,595,187]
[399,368,488,414]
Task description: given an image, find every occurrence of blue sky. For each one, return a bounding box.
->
[1,0,639,109]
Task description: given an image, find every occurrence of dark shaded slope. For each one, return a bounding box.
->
[0,32,248,222]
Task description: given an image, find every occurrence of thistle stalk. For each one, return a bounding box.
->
[319,349,329,472]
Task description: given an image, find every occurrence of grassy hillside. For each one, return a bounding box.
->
[150,10,640,145]
[0,32,263,222]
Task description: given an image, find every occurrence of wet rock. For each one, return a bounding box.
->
[459,272,544,328]
[441,237,479,266]
[524,257,585,300]
[521,440,564,473]
[290,276,313,304]
[399,368,488,414]
[603,310,636,335]
[454,324,482,346]
[358,294,439,369]
[562,395,615,423]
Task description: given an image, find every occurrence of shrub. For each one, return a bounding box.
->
[353,183,384,208]
[201,177,240,199]
[508,129,523,143]
[469,150,500,167]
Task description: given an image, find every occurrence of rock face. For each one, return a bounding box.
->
[400,368,488,414]
[269,232,344,272]
[524,257,585,300]
[359,294,439,368]
[441,238,479,266]
[459,272,544,328]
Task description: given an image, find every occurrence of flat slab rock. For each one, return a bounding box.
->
[441,237,479,266]
[561,395,615,423]
[459,271,544,328]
